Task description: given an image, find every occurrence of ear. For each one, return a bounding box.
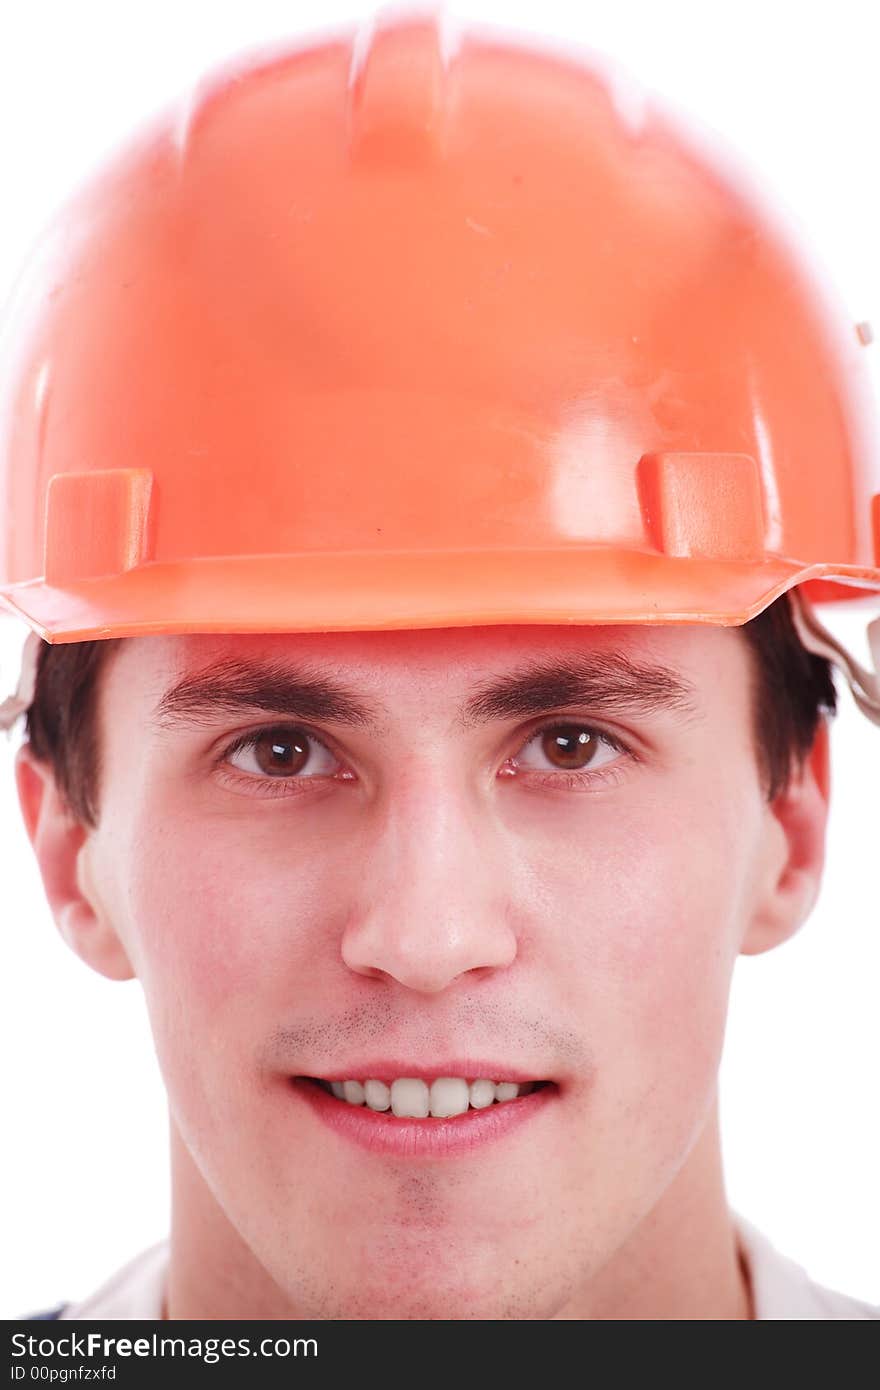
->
[14,740,135,981]
[740,718,831,956]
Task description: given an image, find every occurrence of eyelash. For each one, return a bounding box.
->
[214,719,633,799]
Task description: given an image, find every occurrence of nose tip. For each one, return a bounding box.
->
[340,915,518,995]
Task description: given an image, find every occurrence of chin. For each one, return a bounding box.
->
[313,1278,545,1321]
[277,1235,572,1321]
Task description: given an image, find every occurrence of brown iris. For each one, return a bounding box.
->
[249,728,311,776]
[538,724,597,770]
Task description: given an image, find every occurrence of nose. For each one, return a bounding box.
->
[340,772,519,994]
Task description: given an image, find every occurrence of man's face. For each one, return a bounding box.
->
[56,620,813,1316]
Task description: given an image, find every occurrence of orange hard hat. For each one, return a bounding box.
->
[1,9,879,695]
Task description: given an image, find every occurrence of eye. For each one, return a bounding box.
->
[509,719,629,787]
[221,725,341,782]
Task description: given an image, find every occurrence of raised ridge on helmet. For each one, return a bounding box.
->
[347,7,463,167]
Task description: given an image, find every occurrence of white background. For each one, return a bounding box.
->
[1,0,878,1317]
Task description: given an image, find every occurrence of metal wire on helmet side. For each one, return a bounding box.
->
[0,629,42,736]
[787,587,880,727]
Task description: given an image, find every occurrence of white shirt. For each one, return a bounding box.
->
[46,1213,878,1320]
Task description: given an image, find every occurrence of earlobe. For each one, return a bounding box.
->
[739,719,831,957]
[14,741,135,982]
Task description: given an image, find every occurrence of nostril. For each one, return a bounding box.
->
[340,908,519,992]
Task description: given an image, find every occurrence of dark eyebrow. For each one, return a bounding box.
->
[150,649,700,735]
[456,649,700,730]
[151,658,386,734]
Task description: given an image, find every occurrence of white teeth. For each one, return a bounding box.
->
[323,1076,542,1115]
[429,1077,470,1118]
[391,1078,430,1118]
[364,1079,391,1111]
[469,1078,496,1109]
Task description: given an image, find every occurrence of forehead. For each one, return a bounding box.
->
[118,620,734,672]
[103,621,748,734]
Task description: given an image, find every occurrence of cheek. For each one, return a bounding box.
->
[118,803,346,1075]
[524,780,758,1096]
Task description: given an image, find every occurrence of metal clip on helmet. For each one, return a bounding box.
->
[2,6,880,729]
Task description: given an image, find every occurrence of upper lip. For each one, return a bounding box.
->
[299,1060,551,1084]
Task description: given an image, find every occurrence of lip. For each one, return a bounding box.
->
[290,1075,558,1158]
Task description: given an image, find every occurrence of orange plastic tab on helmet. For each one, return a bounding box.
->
[637,453,766,562]
[44,469,155,584]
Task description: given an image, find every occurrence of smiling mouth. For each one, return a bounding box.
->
[298,1076,553,1119]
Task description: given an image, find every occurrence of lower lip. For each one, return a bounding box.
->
[290,1077,557,1157]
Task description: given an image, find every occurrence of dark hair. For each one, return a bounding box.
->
[24,637,123,829]
[23,593,837,828]
[739,595,837,799]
